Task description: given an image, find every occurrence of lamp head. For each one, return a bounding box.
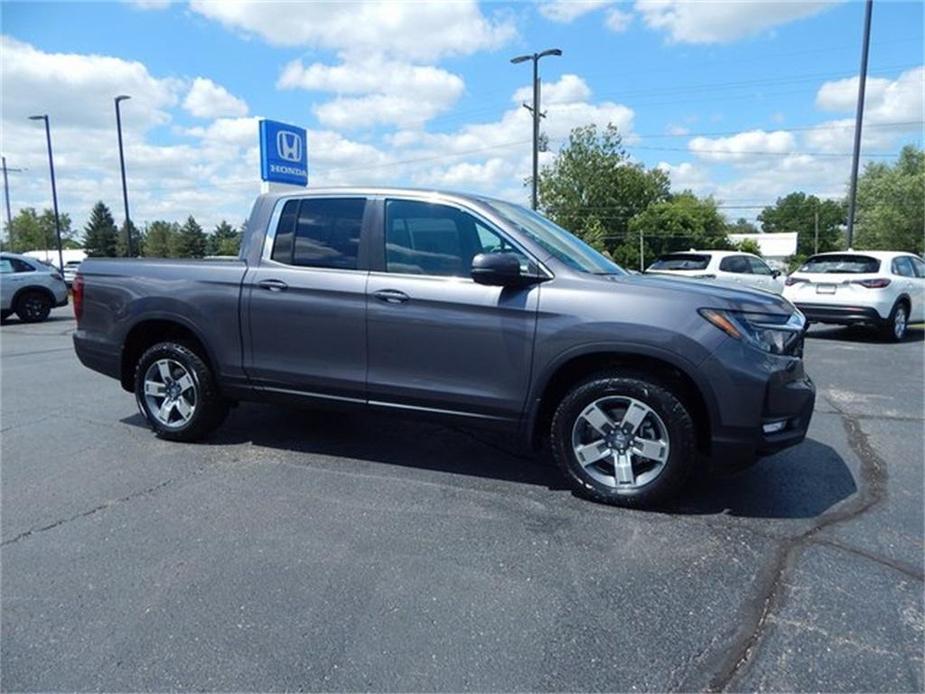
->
[115,95,131,103]
[538,48,563,59]
[510,54,532,64]
[28,114,47,121]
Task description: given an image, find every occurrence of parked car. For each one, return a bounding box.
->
[646,251,785,293]
[72,188,814,507]
[62,260,82,287]
[0,252,69,323]
[784,251,925,341]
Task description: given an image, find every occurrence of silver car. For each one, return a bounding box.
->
[0,252,69,322]
[62,260,82,287]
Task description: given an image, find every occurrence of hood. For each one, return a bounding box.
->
[607,273,795,315]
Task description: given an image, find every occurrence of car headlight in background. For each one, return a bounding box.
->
[699,308,805,355]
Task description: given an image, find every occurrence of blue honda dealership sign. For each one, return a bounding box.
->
[259,119,308,186]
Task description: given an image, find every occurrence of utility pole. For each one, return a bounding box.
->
[28,115,65,272]
[114,95,134,256]
[814,210,819,255]
[639,229,645,272]
[845,0,873,249]
[2,156,22,249]
[510,49,562,210]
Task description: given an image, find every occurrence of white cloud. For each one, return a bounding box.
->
[189,0,516,61]
[689,129,797,162]
[815,66,924,122]
[656,161,710,192]
[125,0,171,9]
[538,0,612,22]
[634,0,837,44]
[513,74,592,105]
[183,77,249,119]
[605,7,633,32]
[665,124,689,136]
[278,59,464,129]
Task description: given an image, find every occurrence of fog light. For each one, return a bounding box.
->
[763,420,787,434]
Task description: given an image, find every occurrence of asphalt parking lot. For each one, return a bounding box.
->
[1,307,922,692]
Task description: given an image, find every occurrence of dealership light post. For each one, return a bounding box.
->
[114,95,134,257]
[511,48,562,210]
[28,114,65,272]
[845,0,873,249]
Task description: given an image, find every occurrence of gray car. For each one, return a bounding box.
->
[73,188,815,507]
[0,252,69,322]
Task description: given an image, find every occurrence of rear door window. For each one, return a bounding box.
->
[648,254,711,271]
[747,256,773,275]
[719,255,751,273]
[800,255,880,274]
[271,198,366,270]
[892,256,916,277]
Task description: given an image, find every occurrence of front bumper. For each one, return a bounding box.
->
[794,302,884,326]
[700,337,816,473]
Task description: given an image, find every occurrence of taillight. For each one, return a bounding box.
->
[73,274,84,322]
[852,278,891,288]
[785,277,806,286]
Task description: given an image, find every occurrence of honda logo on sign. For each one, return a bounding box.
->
[276,130,302,162]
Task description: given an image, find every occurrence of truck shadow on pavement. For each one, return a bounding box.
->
[806,325,924,343]
[124,404,857,521]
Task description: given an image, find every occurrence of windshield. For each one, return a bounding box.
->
[800,254,880,274]
[648,254,711,271]
[484,200,626,275]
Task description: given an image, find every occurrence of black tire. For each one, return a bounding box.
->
[14,290,52,323]
[0,310,11,323]
[550,372,697,508]
[133,341,228,442]
[881,301,909,342]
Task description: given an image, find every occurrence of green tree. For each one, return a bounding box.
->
[735,238,763,256]
[206,220,240,256]
[4,207,74,252]
[82,202,118,257]
[142,221,177,257]
[625,192,732,269]
[758,192,844,256]
[115,220,139,257]
[853,144,924,255]
[729,218,759,234]
[171,215,207,258]
[538,123,670,256]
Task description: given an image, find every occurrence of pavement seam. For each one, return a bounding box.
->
[812,537,924,581]
[702,395,889,692]
[0,468,207,548]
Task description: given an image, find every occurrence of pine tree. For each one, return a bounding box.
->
[143,221,177,257]
[82,202,118,257]
[207,220,240,257]
[115,220,139,257]
[172,216,207,258]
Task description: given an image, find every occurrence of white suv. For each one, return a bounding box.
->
[784,251,924,341]
[645,251,785,294]
[0,252,69,323]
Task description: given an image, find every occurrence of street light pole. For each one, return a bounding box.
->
[2,156,17,248]
[29,115,65,273]
[114,95,133,257]
[511,48,562,210]
[845,0,873,249]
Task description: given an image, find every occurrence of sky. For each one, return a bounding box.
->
[1,0,922,235]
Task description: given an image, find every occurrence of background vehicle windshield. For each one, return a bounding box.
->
[800,255,880,274]
[485,200,626,275]
[648,254,711,271]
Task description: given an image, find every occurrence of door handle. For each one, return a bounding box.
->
[257,279,288,292]
[372,289,409,304]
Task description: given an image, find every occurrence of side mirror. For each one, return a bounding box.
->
[772,269,782,278]
[471,252,528,287]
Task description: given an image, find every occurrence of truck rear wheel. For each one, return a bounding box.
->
[133,341,228,441]
[550,372,696,508]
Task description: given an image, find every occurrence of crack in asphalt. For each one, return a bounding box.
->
[702,396,890,692]
[0,471,204,548]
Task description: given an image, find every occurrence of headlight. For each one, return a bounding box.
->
[699,308,805,355]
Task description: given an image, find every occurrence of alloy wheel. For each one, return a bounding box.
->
[143,358,197,428]
[570,395,671,489]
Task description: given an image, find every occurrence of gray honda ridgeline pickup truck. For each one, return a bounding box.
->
[73,188,815,507]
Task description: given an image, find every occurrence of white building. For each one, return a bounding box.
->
[728,232,798,270]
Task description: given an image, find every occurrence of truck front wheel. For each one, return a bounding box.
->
[133,341,228,441]
[550,372,696,508]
